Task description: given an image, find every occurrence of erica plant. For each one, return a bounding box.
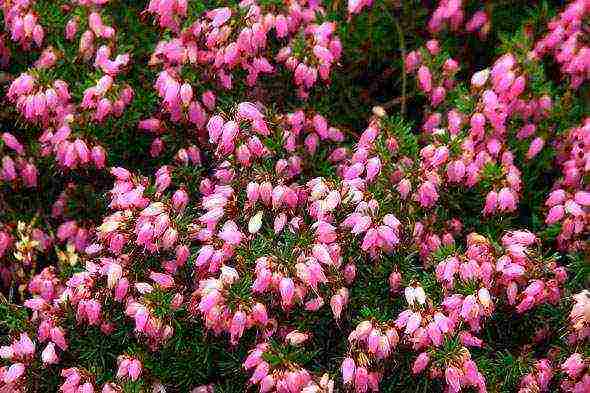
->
[0,1,588,393]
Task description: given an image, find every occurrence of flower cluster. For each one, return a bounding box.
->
[2,0,44,49]
[427,1,490,38]
[530,0,590,88]
[147,1,341,101]
[544,118,590,251]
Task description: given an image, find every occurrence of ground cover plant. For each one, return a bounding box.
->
[0,0,589,392]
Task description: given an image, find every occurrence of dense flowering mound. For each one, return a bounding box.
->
[0,0,589,392]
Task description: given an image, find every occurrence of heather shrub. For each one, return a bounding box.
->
[0,1,589,392]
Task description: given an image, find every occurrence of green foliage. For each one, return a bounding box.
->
[0,299,29,335]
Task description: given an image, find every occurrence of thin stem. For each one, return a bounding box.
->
[380,2,407,116]
[393,14,407,116]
